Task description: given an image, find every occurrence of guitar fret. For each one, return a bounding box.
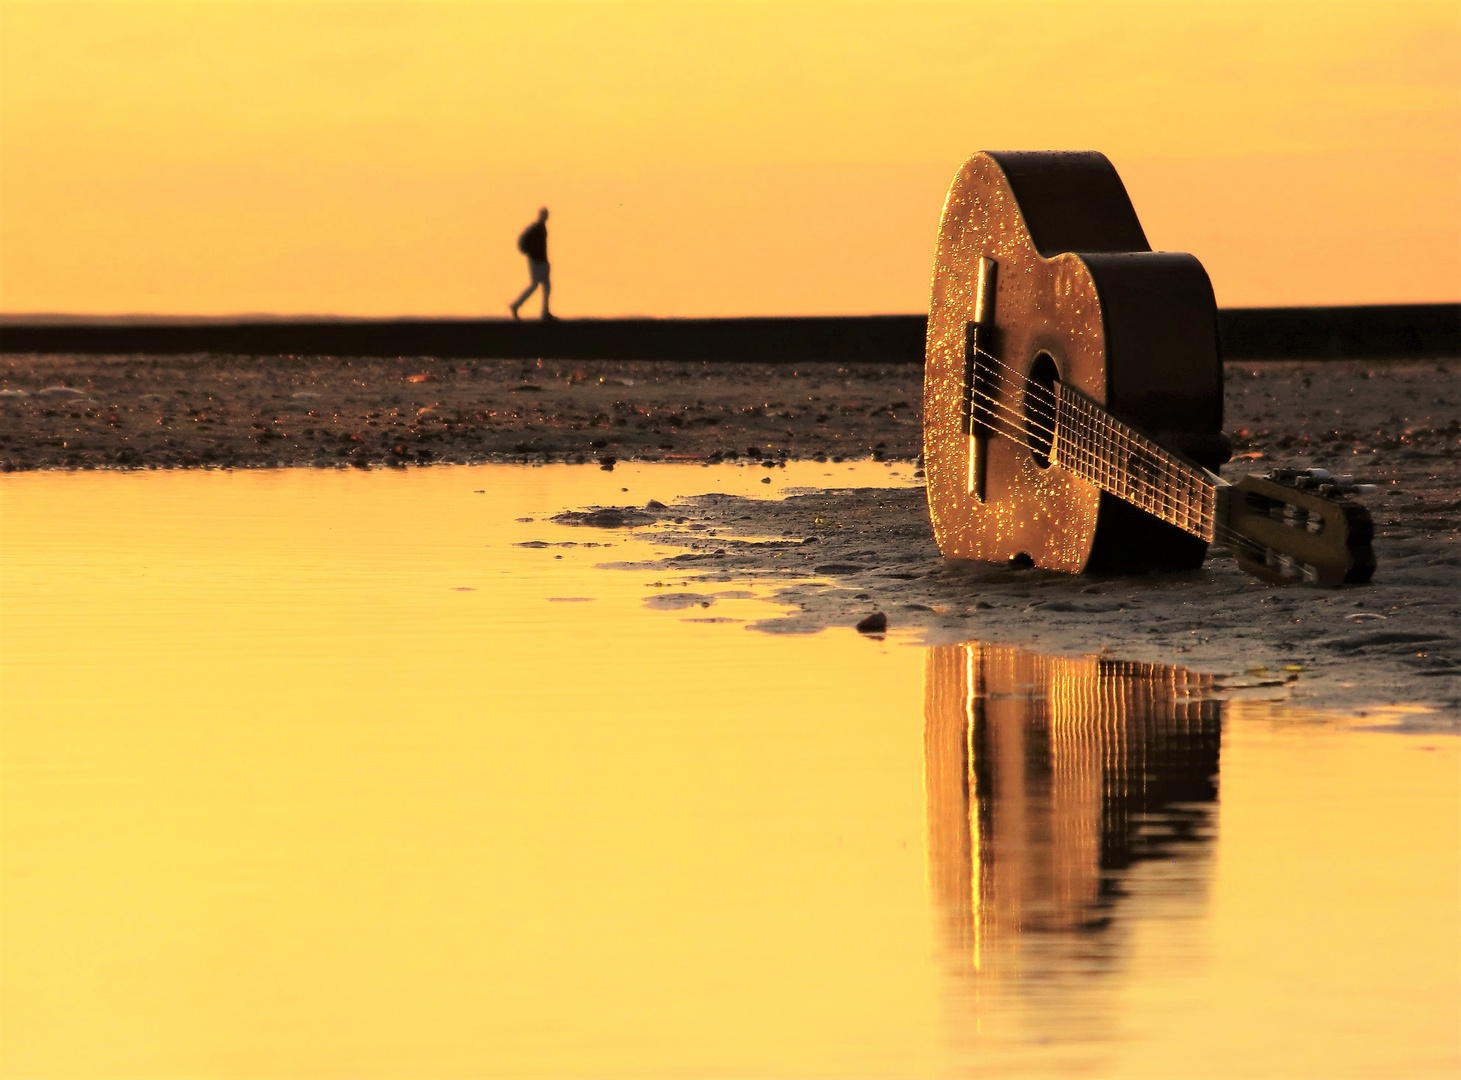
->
[1055,384,1215,543]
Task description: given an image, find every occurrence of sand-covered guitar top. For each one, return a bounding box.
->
[924,151,1374,586]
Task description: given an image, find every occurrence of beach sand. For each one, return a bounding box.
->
[0,353,922,470]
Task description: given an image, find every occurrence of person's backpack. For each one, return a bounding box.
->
[517,227,533,255]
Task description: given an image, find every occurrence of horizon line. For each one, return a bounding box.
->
[4,301,1459,327]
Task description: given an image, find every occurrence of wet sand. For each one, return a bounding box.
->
[3,352,1456,718]
[582,478,1459,721]
[552,358,1451,720]
[0,353,923,470]
[1,353,1455,476]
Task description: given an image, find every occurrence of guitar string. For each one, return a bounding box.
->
[966,386,1220,540]
[963,392,1263,554]
[965,337,1205,492]
[1043,384,1214,534]
[949,331,1301,552]
[967,374,1214,533]
[1059,391,1215,536]
[963,363,1219,537]
[960,344,1221,532]
[967,341,1218,514]
[1063,394,1217,538]
[960,347,1228,539]
[963,338,1195,479]
[964,385,1277,557]
[988,349,1374,569]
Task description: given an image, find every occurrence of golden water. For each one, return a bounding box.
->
[2,466,1457,1077]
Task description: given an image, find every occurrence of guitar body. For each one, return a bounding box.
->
[924,151,1227,573]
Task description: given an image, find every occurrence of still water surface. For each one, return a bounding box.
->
[2,466,1457,1078]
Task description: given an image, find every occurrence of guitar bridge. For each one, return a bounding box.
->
[963,257,997,499]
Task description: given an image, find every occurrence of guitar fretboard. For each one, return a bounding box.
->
[1052,385,1217,543]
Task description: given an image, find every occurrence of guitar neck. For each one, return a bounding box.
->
[1052,384,1220,543]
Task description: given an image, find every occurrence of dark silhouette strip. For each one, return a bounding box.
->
[1,304,1455,360]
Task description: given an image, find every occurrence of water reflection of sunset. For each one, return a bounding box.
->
[1,468,1456,1076]
[923,645,1221,1058]
[3,2,1456,316]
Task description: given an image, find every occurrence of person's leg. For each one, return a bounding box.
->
[509,279,538,316]
[540,272,552,319]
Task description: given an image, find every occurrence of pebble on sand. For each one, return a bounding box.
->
[644,592,716,611]
[856,612,888,635]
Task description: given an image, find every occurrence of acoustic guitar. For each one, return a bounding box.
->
[924,151,1374,586]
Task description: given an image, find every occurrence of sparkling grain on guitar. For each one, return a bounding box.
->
[924,151,1374,586]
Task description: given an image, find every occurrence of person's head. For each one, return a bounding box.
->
[538,207,549,222]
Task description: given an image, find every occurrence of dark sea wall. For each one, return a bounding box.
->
[1219,304,1460,359]
[2,304,1456,361]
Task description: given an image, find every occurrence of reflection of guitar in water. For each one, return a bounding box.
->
[923,643,1220,987]
[924,151,1375,586]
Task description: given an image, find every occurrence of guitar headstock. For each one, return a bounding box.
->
[1216,468,1377,586]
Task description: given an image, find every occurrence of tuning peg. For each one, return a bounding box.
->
[1325,474,1378,496]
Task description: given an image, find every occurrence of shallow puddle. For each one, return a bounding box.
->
[2,466,1456,1077]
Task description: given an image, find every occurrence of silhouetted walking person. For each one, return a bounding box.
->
[510,207,553,320]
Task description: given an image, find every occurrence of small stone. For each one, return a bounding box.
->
[646,499,667,510]
[643,592,717,611]
[856,612,888,634]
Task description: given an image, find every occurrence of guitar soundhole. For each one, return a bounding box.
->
[1025,353,1059,469]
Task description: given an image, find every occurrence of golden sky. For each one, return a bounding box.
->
[2,0,1458,316]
